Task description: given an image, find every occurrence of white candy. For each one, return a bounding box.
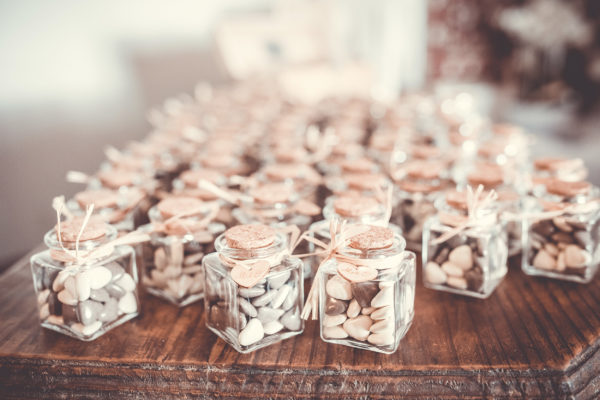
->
[75,272,91,301]
[115,273,136,292]
[371,305,393,320]
[52,270,71,292]
[118,292,138,314]
[323,325,348,339]
[371,287,393,308]
[424,261,447,285]
[72,321,102,336]
[347,299,361,319]
[448,245,473,270]
[39,303,50,320]
[239,318,264,346]
[326,275,352,301]
[57,289,78,306]
[367,332,394,346]
[86,266,112,290]
[342,315,372,341]
[323,313,347,327]
[270,284,291,309]
[263,320,284,335]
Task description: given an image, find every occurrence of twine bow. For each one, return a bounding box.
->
[432,185,498,244]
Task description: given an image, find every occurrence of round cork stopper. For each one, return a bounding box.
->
[273,147,307,163]
[545,179,591,197]
[180,169,224,187]
[404,160,445,180]
[97,169,140,189]
[348,225,394,250]
[467,164,504,188]
[225,224,276,250]
[56,216,107,242]
[411,144,441,159]
[333,196,381,217]
[262,163,304,181]
[202,154,237,169]
[340,157,377,174]
[534,157,583,172]
[446,190,469,210]
[157,196,206,219]
[249,184,294,204]
[344,173,386,191]
[398,180,441,194]
[74,189,120,209]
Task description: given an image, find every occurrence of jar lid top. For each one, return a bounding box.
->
[157,196,206,219]
[545,178,591,197]
[97,169,140,188]
[180,168,224,187]
[348,225,394,250]
[262,163,311,181]
[404,160,445,180]
[202,153,237,169]
[225,224,276,249]
[74,189,120,209]
[249,183,294,204]
[56,216,108,242]
[467,164,504,188]
[411,144,441,159]
[398,180,442,194]
[344,173,386,191]
[340,157,377,174]
[333,195,381,217]
[534,157,584,172]
[272,147,308,163]
[445,190,469,210]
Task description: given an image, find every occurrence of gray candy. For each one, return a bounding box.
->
[280,308,301,331]
[105,283,126,299]
[252,290,278,307]
[90,288,110,303]
[268,270,291,290]
[78,300,103,325]
[238,297,258,318]
[257,307,284,324]
[104,262,125,282]
[98,298,118,322]
[239,286,265,298]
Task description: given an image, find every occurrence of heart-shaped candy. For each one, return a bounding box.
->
[337,261,378,283]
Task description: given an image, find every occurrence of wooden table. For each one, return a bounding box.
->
[1,250,599,399]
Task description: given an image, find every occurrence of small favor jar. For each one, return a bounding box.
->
[203,224,304,353]
[422,188,508,298]
[522,179,600,283]
[532,157,588,184]
[391,160,451,251]
[141,196,225,306]
[318,225,415,353]
[30,216,140,341]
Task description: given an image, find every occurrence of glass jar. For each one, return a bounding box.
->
[30,217,139,341]
[232,183,315,276]
[141,197,225,306]
[203,224,304,353]
[522,179,600,283]
[67,188,146,235]
[318,225,415,354]
[390,160,452,251]
[422,190,508,298]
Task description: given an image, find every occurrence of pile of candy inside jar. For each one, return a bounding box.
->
[30,78,599,352]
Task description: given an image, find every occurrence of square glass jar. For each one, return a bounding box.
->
[521,180,600,283]
[422,217,508,298]
[203,229,304,353]
[318,232,415,354]
[30,225,139,341]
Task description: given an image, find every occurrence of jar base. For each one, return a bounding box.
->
[40,312,139,341]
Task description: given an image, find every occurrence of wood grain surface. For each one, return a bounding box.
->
[1,249,599,399]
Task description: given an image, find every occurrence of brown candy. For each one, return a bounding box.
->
[351,282,379,308]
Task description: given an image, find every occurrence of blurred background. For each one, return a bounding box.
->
[2,0,600,268]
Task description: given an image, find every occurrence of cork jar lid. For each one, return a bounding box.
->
[262,163,309,181]
[404,160,445,181]
[56,216,108,242]
[97,169,140,189]
[344,173,386,191]
[348,225,394,250]
[180,168,224,187]
[273,147,308,163]
[225,224,276,249]
[74,189,120,209]
[202,153,237,169]
[157,196,206,219]
[534,157,584,172]
[411,144,441,159]
[340,157,377,174]
[333,196,381,217]
[398,180,442,194]
[249,183,294,204]
[545,178,591,197]
[445,190,469,211]
[467,164,504,188]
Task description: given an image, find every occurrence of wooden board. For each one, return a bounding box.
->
[1,249,599,399]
